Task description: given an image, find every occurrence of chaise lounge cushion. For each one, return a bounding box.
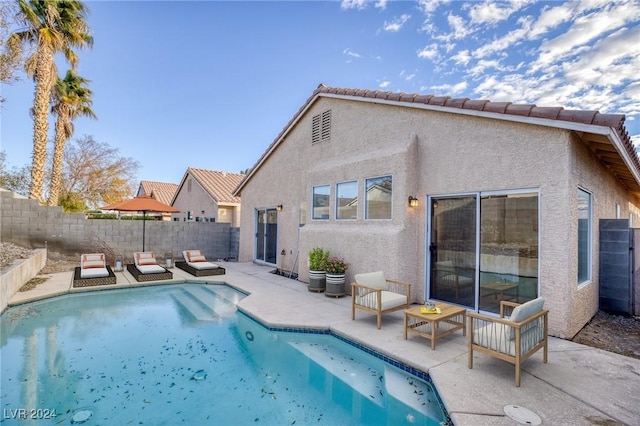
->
[80,253,109,278]
[81,267,109,279]
[134,252,166,274]
[182,250,219,270]
[136,264,167,274]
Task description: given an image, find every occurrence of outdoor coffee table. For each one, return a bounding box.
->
[404,302,466,350]
[480,281,519,301]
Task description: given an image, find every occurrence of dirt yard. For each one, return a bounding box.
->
[2,242,639,359]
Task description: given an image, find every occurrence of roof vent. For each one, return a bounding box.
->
[312,109,331,144]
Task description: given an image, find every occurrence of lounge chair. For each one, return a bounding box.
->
[175,250,225,276]
[127,252,173,282]
[468,298,548,386]
[73,253,116,287]
[351,271,411,329]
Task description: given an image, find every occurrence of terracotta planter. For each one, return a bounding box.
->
[309,270,326,292]
[325,273,346,297]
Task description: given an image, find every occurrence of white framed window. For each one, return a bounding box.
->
[312,185,330,220]
[365,175,392,220]
[578,188,592,285]
[336,181,358,220]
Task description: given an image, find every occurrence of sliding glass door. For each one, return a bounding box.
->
[428,190,539,313]
[478,192,539,312]
[429,196,477,308]
[255,208,278,264]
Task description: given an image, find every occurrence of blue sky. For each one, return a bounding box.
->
[2,0,639,186]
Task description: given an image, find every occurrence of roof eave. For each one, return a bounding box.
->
[234,89,640,197]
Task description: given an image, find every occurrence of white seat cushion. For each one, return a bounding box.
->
[80,267,109,279]
[473,323,517,356]
[188,261,219,270]
[355,290,407,311]
[136,264,166,274]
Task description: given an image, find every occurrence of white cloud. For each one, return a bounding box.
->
[383,14,411,32]
[446,13,472,39]
[531,1,640,73]
[340,0,368,11]
[450,49,471,66]
[340,0,388,11]
[375,0,388,10]
[343,48,361,59]
[417,0,447,15]
[466,0,536,26]
[400,70,416,81]
[417,43,439,60]
[563,25,640,86]
[379,80,391,88]
[528,3,574,38]
[471,17,532,59]
[429,81,468,95]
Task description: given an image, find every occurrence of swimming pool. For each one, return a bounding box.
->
[0,284,449,425]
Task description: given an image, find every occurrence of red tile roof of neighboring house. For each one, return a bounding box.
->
[182,168,244,204]
[137,181,179,205]
[234,83,640,195]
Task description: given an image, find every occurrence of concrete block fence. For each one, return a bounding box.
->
[0,189,238,265]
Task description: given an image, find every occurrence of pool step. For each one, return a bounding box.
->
[384,366,442,419]
[171,290,219,322]
[183,285,237,317]
[288,342,384,406]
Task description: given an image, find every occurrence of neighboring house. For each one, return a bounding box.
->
[135,180,179,221]
[233,84,640,338]
[137,180,179,205]
[172,168,244,226]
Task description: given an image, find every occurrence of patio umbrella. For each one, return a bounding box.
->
[101,195,180,251]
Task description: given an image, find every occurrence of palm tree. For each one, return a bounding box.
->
[11,0,92,202]
[47,69,95,206]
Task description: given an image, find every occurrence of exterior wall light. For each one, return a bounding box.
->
[276,204,283,212]
[408,196,419,207]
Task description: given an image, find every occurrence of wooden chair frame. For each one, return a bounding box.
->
[468,300,548,386]
[351,278,411,329]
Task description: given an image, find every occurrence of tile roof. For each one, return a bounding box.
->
[137,181,179,205]
[185,168,244,204]
[234,83,640,195]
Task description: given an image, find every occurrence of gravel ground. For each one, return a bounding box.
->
[2,242,639,359]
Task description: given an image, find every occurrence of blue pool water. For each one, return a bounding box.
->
[0,284,448,425]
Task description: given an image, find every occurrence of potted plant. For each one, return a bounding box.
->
[325,256,349,298]
[308,247,329,292]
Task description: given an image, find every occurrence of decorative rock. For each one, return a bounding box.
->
[191,369,207,381]
[71,410,93,424]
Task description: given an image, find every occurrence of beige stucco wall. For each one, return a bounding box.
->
[238,96,639,337]
[172,175,218,222]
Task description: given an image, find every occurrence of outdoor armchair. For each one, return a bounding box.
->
[468,297,548,386]
[351,271,411,329]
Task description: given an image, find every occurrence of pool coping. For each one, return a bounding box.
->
[5,261,640,426]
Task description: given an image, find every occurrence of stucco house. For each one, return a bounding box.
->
[137,180,179,205]
[233,84,640,338]
[172,167,244,226]
[136,180,179,221]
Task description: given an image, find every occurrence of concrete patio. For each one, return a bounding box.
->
[6,261,640,425]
